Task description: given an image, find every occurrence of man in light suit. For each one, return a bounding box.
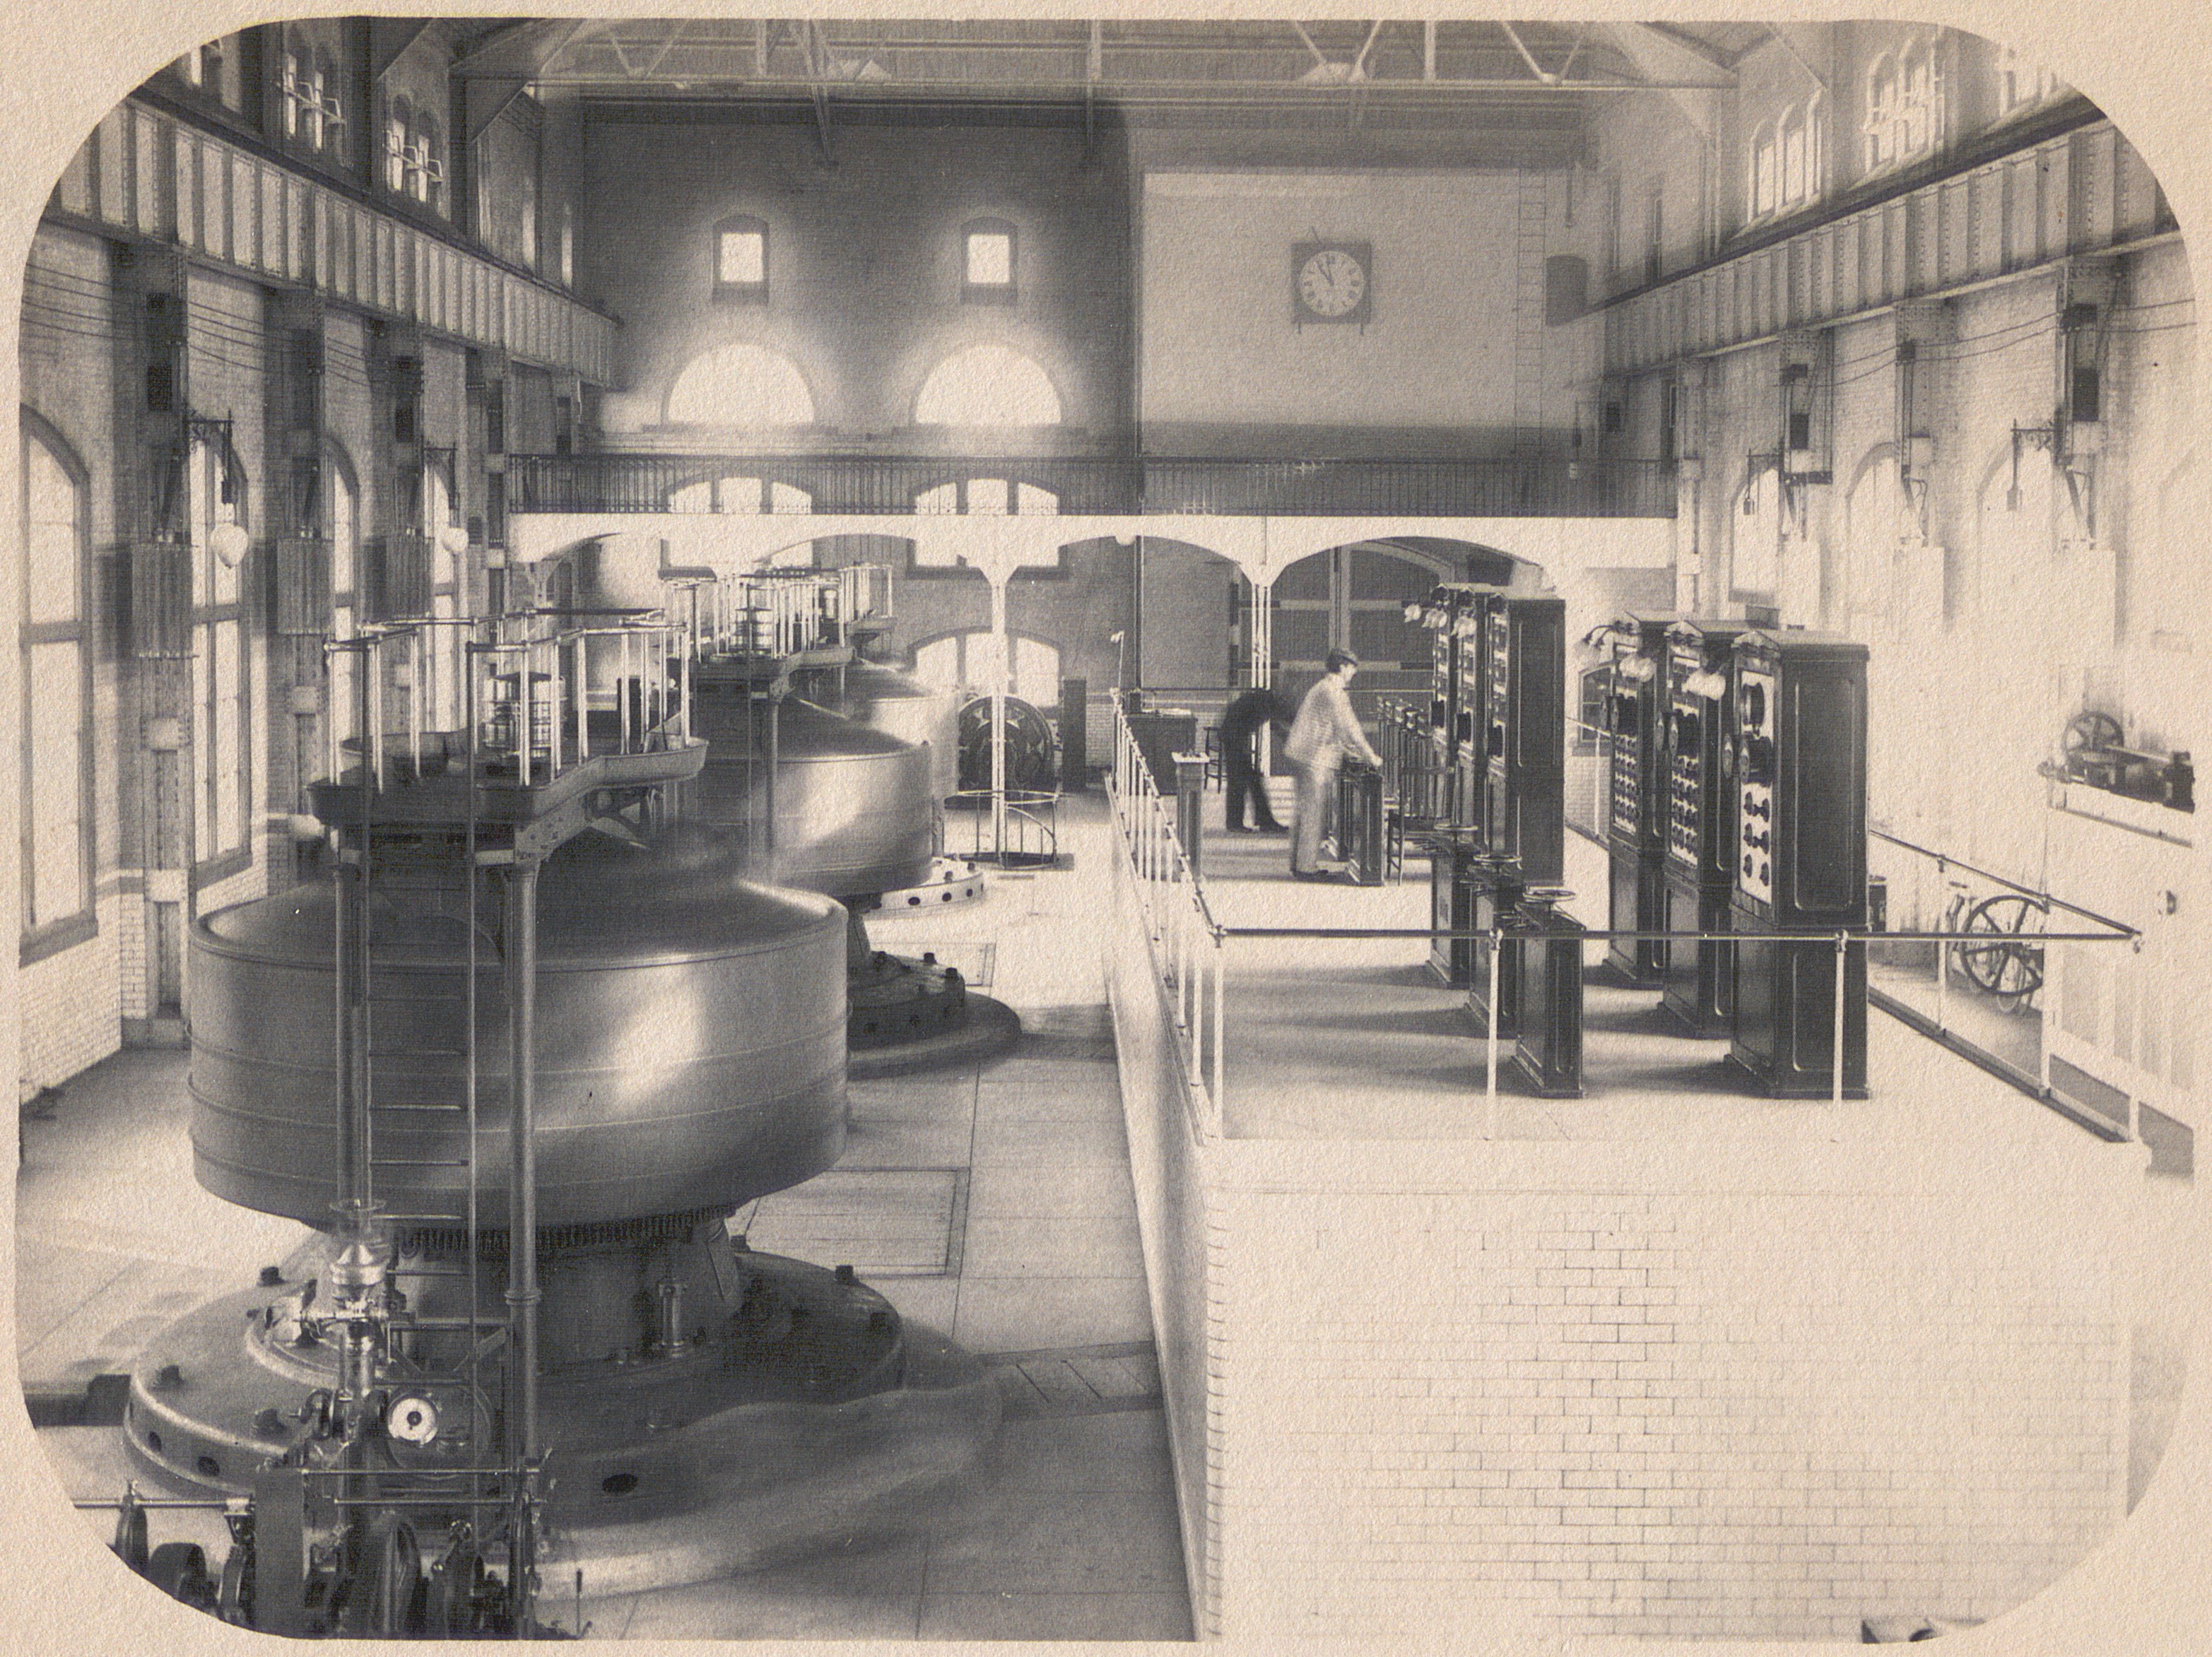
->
[1282,648,1384,880]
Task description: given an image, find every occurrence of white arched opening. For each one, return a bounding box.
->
[912,630,1061,707]
[665,343,815,427]
[913,345,1061,426]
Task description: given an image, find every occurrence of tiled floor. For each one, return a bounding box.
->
[15,796,1193,1642]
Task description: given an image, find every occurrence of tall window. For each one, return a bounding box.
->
[1865,39,1940,173]
[1751,124,1779,218]
[962,218,1016,303]
[384,97,411,193]
[280,35,345,159]
[384,97,447,214]
[1750,97,1823,221]
[173,36,242,111]
[19,420,90,945]
[1997,44,2060,117]
[189,437,251,871]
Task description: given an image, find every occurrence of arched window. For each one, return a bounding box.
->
[1750,122,1779,218]
[912,345,1061,426]
[1751,96,1823,223]
[1864,54,1898,170]
[912,630,1061,705]
[19,418,91,943]
[910,478,1058,565]
[413,112,447,213]
[1864,37,1939,173]
[664,343,816,427]
[384,95,413,194]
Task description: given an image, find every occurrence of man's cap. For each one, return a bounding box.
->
[1325,648,1360,671]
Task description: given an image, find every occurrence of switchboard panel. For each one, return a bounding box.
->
[1603,615,1673,985]
[1726,631,1869,1095]
[1479,595,1565,885]
[1658,620,1748,1034]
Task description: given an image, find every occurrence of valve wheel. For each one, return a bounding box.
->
[1958,893,2047,1009]
[2064,710,2123,755]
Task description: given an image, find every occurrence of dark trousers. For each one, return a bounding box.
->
[1224,743,1281,829]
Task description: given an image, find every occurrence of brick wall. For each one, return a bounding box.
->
[1107,842,1225,1637]
[17,892,124,1092]
[1195,1138,2139,1643]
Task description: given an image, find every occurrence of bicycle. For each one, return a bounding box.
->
[1941,879,2048,1013]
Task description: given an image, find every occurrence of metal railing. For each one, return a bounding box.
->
[1110,692,1228,1139]
[666,565,892,662]
[512,452,1680,519]
[946,787,1060,866]
[327,609,693,792]
[1864,826,2146,1135]
[1106,707,2146,1128]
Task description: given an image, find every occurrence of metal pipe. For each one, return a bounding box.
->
[463,634,482,1506]
[369,638,386,790]
[575,637,589,763]
[519,650,535,787]
[503,857,542,1636]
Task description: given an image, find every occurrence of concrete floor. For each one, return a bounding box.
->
[14,796,1194,1641]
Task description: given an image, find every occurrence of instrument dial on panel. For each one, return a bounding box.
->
[1666,693,1703,863]
[1735,666,1777,905]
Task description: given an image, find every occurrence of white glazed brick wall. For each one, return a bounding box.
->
[16,891,125,1092]
[1211,1167,2134,1643]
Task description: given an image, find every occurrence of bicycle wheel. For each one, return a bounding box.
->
[1963,893,2046,1008]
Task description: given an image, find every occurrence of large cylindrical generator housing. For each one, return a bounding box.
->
[188,830,850,1230]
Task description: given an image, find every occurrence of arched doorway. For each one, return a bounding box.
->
[1267,540,1509,715]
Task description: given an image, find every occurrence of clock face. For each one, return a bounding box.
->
[1294,243,1371,322]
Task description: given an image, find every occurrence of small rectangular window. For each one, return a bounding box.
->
[965,231,1012,287]
[718,228,765,287]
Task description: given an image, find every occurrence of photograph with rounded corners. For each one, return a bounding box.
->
[6,9,2208,1651]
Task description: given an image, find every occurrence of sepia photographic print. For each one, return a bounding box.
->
[4,4,2208,1652]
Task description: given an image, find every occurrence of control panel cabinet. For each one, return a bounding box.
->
[1447,587,1501,833]
[1604,615,1674,986]
[1479,596,1565,885]
[1424,584,1493,828]
[1658,621,1748,1035]
[1726,632,1870,1096]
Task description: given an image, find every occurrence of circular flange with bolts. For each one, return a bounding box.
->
[117,1248,1001,1598]
[876,857,989,913]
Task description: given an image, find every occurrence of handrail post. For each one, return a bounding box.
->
[1485,927,1502,1139]
[1932,854,1948,1032]
[1211,931,1225,1121]
[1832,930,1849,1106]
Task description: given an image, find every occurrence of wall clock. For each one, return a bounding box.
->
[1292,240,1373,326]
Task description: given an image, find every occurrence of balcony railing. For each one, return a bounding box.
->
[508,452,1678,519]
